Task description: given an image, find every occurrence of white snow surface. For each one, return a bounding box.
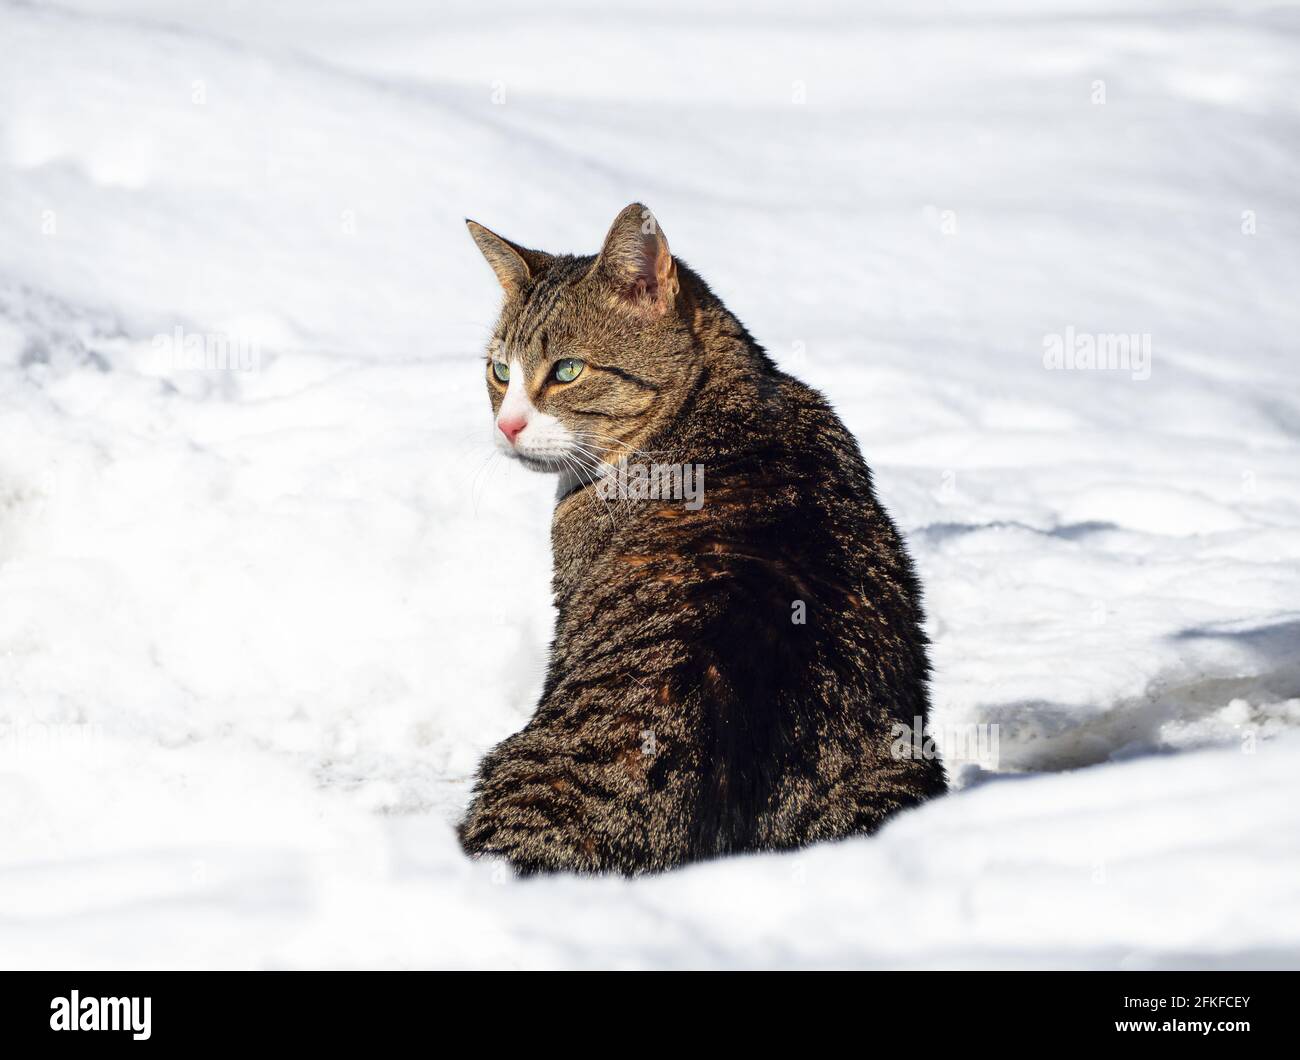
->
[2,0,1299,968]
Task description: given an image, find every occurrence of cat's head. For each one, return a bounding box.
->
[467,203,694,477]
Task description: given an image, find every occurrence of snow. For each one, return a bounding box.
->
[1,0,1298,968]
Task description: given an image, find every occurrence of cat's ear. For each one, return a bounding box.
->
[465,220,550,297]
[596,203,679,313]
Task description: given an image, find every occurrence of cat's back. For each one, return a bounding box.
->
[551,355,927,718]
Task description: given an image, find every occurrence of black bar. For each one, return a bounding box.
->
[1,970,1292,1047]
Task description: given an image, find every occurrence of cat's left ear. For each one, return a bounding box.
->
[596,203,679,314]
[465,219,551,297]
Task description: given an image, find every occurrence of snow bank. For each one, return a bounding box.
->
[1,0,1297,967]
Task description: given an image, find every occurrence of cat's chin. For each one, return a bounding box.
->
[513,452,564,474]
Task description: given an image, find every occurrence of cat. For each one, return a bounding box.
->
[458,203,946,875]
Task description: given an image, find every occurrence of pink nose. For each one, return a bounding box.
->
[498,416,527,444]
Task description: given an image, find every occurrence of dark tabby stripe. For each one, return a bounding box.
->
[591,364,661,391]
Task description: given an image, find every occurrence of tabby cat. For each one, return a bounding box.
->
[458,203,946,875]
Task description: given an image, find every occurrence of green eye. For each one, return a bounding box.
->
[553,358,584,383]
[491,361,510,383]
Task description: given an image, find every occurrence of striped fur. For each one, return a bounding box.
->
[459,204,946,875]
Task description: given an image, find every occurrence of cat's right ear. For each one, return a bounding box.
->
[465,220,549,297]
[595,203,678,315]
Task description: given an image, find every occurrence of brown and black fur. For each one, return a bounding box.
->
[458,203,946,875]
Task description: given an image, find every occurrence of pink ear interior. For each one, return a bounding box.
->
[600,204,677,307]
